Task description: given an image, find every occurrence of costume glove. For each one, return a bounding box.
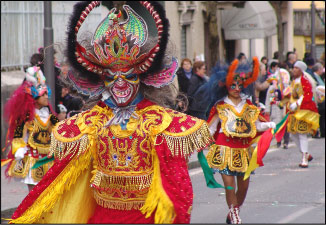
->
[14,146,28,160]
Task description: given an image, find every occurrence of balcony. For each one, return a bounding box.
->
[294,9,325,36]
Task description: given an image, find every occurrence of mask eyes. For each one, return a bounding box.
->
[125,73,138,81]
[105,76,115,83]
[230,83,243,90]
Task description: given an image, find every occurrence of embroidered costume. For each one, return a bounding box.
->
[287,75,319,135]
[199,57,275,224]
[3,66,58,185]
[206,97,273,175]
[286,61,319,168]
[9,1,212,224]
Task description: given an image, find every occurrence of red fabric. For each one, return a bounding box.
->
[216,132,253,148]
[11,154,73,219]
[4,83,36,141]
[88,205,155,224]
[207,104,218,124]
[300,76,318,113]
[155,136,193,223]
[256,128,274,166]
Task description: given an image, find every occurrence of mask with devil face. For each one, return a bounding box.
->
[104,71,140,107]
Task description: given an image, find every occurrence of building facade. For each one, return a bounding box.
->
[293,1,325,61]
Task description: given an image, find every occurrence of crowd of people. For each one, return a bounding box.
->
[176,51,325,142]
[1,1,324,224]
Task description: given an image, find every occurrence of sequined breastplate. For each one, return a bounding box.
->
[217,103,260,138]
[27,115,53,154]
[87,104,169,210]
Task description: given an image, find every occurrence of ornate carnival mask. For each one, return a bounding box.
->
[225,57,259,89]
[66,1,178,104]
[24,66,51,99]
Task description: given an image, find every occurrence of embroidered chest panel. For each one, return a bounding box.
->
[290,81,303,101]
[81,104,170,210]
[27,115,53,154]
[217,103,259,138]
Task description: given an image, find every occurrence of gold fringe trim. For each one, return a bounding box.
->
[9,136,95,224]
[91,170,153,192]
[93,191,145,210]
[160,122,212,158]
[48,133,89,160]
[140,141,176,224]
[206,144,250,173]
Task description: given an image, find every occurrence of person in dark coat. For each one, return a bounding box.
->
[187,61,208,118]
[176,58,193,94]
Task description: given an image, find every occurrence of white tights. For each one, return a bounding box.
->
[290,133,308,153]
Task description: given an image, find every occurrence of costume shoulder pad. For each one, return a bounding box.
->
[49,111,91,160]
[160,109,213,157]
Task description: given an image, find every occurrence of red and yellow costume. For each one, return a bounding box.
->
[206,98,270,174]
[9,99,212,224]
[287,75,319,135]
[6,112,58,183]
[3,66,58,185]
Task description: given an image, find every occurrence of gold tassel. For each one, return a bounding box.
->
[160,122,212,158]
[48,133,89,160]
[140,138,176,224]
[9,136,95,224]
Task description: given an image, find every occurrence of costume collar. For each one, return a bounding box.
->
[224,95,247,108]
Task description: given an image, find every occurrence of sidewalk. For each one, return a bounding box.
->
[1,138,278,222]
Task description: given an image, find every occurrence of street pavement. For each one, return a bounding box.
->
[1,137,324,223]
[190,137,325,223]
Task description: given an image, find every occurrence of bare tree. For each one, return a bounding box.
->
[269,1,286,62]
[203,2,220,73]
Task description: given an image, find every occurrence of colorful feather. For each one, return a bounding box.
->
[243,56,259,88]
[226,59,239,87]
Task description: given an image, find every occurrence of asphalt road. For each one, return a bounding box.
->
[189,137,325,223]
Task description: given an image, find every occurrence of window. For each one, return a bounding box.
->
[181,25,187,59]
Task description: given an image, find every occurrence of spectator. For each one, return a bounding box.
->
[187,61,208,118]
[66,97,84,118]
[237,52,247,63]
[265,77,283,147]
[303,52,311,63]
[267,61,279,76]
[261,56,268,70]
[176,58,193,95]
[278,62,291,148]
[285,52,296,69]
[273,51,279,60]
[305,57,315,77]
[285,51,296,79]
[56,104,67,121]
[312,62,325,138]
[55,82,73,114]
[255,63,270,105]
